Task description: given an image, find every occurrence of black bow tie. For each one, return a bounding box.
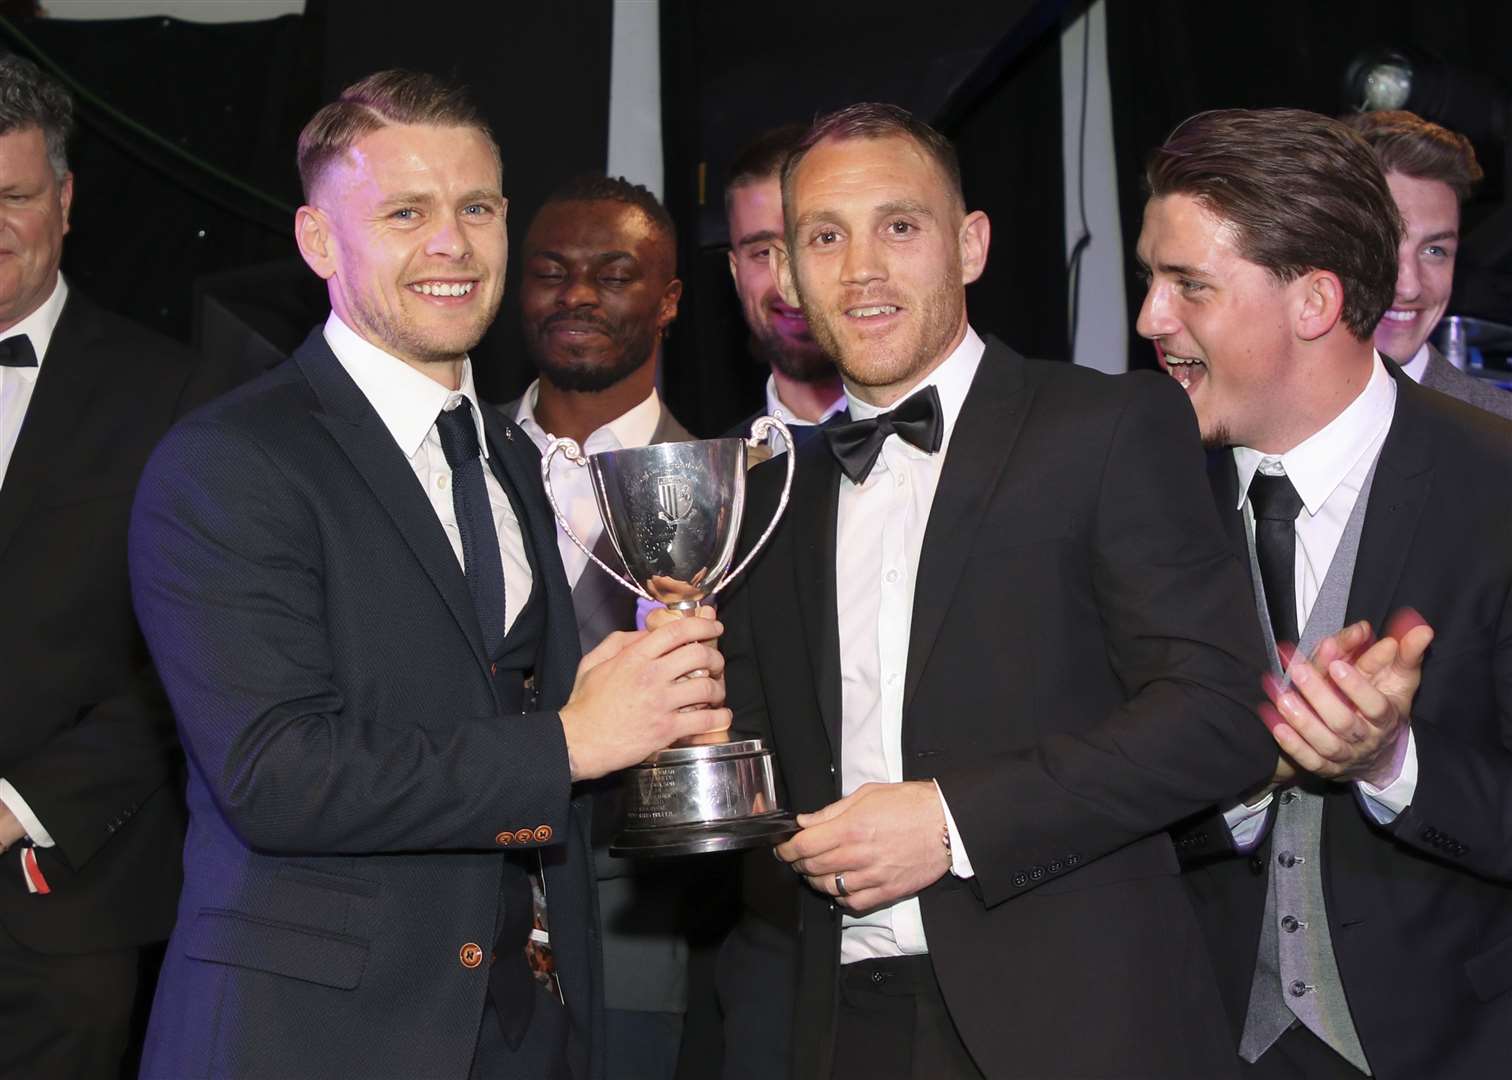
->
[0,334,36,368]
[823,384,944,485]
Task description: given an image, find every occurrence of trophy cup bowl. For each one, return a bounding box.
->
[543,417,798,856]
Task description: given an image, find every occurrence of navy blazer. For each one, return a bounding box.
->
[129,328,601,1079]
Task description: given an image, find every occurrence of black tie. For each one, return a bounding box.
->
[824,384,944,485]
[0,334,36,368]
[1248,470,1304,646]
[435,400,507,657]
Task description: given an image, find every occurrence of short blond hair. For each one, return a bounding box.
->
[296,69,499,199]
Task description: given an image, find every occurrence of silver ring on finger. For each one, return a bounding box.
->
[835,872,850,897]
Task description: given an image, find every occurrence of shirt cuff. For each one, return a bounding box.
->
[0,779,55,847]
[933,780,974,879]
[1222,792,1274,852]
[1355,728,1418,822]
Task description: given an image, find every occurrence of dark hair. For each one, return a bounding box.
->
[541,173,676,247]
[1145,107,1401,340]
[724,123,807,216]
[1342,110,1483,203]
[297,69,498,199]
[0,54,73,179]
[779,102,963,240]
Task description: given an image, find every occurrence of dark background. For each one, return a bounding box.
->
[3,0,1507,431]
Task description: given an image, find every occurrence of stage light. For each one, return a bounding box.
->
[1343,47,1509,145]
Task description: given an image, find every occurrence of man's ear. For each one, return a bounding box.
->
[658,276,683,332]
[771,240,801,308]
[958,210,990,286]
[1295,268,1345,342]
[295,205,337,281]
[57,171,73,237]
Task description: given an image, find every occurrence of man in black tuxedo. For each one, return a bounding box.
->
[1140,108,1512,1080]
[505,175,697,1079]
[715,102,1277,1080]
[0,55,200,1079]
[129,70,729,1080]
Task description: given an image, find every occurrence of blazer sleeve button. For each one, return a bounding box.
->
[514,828,534,845]
[533,825,552,842]
[496,831,512,846]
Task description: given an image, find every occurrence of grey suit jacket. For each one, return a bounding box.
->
[501,396,697,1013]
[1420,343,1512,421]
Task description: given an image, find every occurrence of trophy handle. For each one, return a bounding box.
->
[540,436,656,603]
[706,416,796,603]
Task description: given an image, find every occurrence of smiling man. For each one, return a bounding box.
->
[507,174,696,1080]
[1344,109,1512,420]
[129,72,730,1080]
[715,102,1275,1080]
[725,126,843,449]
[1139,108,1512,1080]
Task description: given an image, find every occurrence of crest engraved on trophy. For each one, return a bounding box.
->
[541,417,798,855]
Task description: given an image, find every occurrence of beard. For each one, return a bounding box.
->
[748,326,835,384]
[528,312,658,392]
[798,259,964,392]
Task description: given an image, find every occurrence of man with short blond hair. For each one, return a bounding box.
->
[131,70,729,1080]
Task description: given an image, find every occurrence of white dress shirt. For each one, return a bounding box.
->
[0,273,67,487]
[1224,354,1420,847]
[759,373,846,454]
[323,312,533,633]
[514,380,661,590]
[835,326,983,964]
[1399,343,1430,384]
[0,274,70,850]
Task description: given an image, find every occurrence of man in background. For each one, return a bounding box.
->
[725,125,844,453]
[1345,109,1512,419]
[507,174,695,1080]
[1141,107,1512,1080]
[0,54,200,1079]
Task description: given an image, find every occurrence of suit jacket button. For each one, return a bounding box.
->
[533,825,552,842]
[495,831,512,846]
[459,942,484,969]
[1066,854,1080,867]
[1276,851,1297,868]
[1249,854,1265,875]
[490,662,498,676]
[1049,860,1063,873]
[1030,865,1045,881]
[1013,872,1028,888]
[514,828,534,845]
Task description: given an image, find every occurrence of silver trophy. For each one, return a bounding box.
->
[542,417,797,856]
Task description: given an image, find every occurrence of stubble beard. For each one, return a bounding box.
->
[749,326,835,384]
[796,259,965,394]
[531,321,658,393]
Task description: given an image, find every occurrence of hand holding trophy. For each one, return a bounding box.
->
[542,418,798,856]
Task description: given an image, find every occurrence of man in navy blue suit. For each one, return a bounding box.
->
[130,70,729,1080]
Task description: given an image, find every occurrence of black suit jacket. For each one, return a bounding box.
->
[129,329,601,1080]
[1174,366,1512,1080]
[720,337,1277,1079]
[0,290,198,954]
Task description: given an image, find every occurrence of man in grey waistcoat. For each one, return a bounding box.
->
[1140,107,1512,1080]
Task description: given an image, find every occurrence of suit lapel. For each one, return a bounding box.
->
[1344,369,1435,628]
[0,294,102,562]
[788,434,843,755]
[904,339,1032,712]
[297,332,489,671]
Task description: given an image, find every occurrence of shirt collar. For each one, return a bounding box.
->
[323,310,489,460]
[513,378,663,453]
[763,373,847,427]
[844,324,985,449]
[1399,342,1431,383]
[3,273,68,371]
[1232,351,1396,515]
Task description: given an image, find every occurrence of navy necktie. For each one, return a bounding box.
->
[823,384,944,485]
[435,400,507,657]
[1248,470,1304,646]
[0,334,36,368]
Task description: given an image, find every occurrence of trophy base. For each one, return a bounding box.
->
[610,811,797,858]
